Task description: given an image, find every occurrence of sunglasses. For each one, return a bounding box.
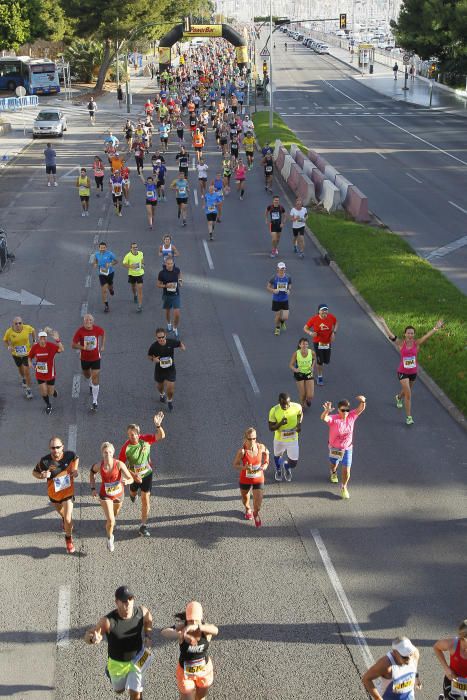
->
[156,336,166,340]
[246,437,257,441]
[50,445,63,450]
[339,408,350,413]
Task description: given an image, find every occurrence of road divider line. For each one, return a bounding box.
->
[379,116,467,166]
[319,76,365,108]
[93,234,99,244]
[88,254,94,263]
[67,424,77,452]
[335,120,342,126]
[57,586,71,648]
[406,172,422,184]
[232,334,260,395]
[425,234,467,260]
[97,217,103,227]
[354,135,362,142]
[80,302,88,317]
[311,529,374,668]
[202,240,214,270]
[72,374,81,399]
[377,152,387,159]
[194,190,198,206]
[449,200,467,215]
[85,275,91,288]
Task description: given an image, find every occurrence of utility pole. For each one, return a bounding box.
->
[116,19,120,86]
[269,0,273,128]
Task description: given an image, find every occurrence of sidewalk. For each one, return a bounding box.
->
[328,44,467,113]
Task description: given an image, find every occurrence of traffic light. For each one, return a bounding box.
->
[339,13,347,29]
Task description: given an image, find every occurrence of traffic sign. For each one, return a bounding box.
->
[260,47,270,58]
[403,53,410,65]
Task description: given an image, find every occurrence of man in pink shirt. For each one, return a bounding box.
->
[320,395,366,499]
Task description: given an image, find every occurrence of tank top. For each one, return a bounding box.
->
[450,638,467,677]
[93,162,104,177]
[99,459,123,500]
[146,183,157,201]
[161,243,173,262]
[111,177,123,196]
[380,652,417,700]
[179,633,210,671]
[214,178,223,196]
[78,176,90,196]
[106,606,144,661]
[239,443,265,485]
[296,349,313,375]
[397,341,418,375]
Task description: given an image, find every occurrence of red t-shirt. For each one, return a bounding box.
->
[72,325,104,362]
[29,342,60,381]
[305,313,337,344]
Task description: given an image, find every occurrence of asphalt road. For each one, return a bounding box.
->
[0,80,465,700]
[267,34,467,294]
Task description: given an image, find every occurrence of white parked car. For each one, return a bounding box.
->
[32,109,67,138]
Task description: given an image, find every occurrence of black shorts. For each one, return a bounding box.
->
[176,197,187,205]
[179,167,188,177]
[294,372,313,381]
[46,165,56,174]
[231,105,238,113]
[176,130,184,138]
[49,494,74,504]
[99,272,114,286]
[231,150,239,158]
[129,471,153,494]
[155,367,176,383]
[160,137,168,143]
[195,146,203,152]
[245,150,254,157]
[146,199,157,206]
[272,300,289,312]
[81,359,101,371]
[13,356,28,367]
[398,372,417,382]
[206,212,217,221]
[293,227,305,236]
[313,343,331,365]
[264,168,273,177]
[128,275,143,284]
[80,195,89,202]
[37,378,55,385]
[220,137,227,145]
[270,223,282,233]
[112,194,123,203]
[239,482,264,491]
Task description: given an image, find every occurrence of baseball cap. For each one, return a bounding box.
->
[115,586,134,602]
[38,331,48,337]
[277,262,286,269]
[392,637,416,657]
[318,304,328,312]
[185,601,203,621]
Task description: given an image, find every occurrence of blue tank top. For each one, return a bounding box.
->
[146,184,157,201]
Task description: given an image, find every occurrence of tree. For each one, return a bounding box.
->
[25,0,69,42]
[0,0,30,51]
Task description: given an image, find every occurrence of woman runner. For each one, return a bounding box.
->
[233,427,269,527]
[289,337,315,408]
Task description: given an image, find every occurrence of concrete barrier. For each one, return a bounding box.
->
[324,163,340,185]
[295,150,305,169]
[287,162,302,193]
[315,155,328,174]
[296,173,316,206]
[290,143,300,160]
[302,159,316,179]
[273,139,282,160]
[335,173,352,203]
[281,153,295,182]
[311,168,325,199]
[275,146,287,172]
[344,185,370,222]
[321,181,341,212]
[307,149,320,165]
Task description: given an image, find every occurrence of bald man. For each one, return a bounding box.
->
[3,317,36,398]
[72,314,106,411]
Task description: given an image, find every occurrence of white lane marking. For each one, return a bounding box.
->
[311,529,374,668]
[67,424,77,452]
[97,217,103,227]
[80,302,88,317]
[72,374,81,399]
[85,275,91,288]
[335,120,342,126]
[232,334,260,395]
[425,234,467,260]
[57,586,71,648]
[192,157,196,170]
[88,254,94,263]
[449,200,467,215]
[202,240,214,270]
[319,76,365,108]
[379,116,467,166]
[194,190,198,206]
[406,172,423,184]
[93,234,99,244]
[354,135,362,142]
[377,152,387,159]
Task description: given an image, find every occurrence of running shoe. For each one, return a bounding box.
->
[274,327,280,336]
[244,511,253,520]
[53,390,58,398]
[47,182,51,187]
[91,403,98,412]
[130,494,137,503]
[109,288,114,296]
[283,465,292,482]
[341,486,350,499]
[173,328,179,337]
[168,401,174,412]
[395,394,403,409]
[329,472,339,484]
[136,305,142,312]
[167,323,173,331]
[299,252,304,259]
[270,250,276,258]
[254,513,262,527]
[54,182,58,187]
[274,467,283,482]
[306,399,312,407]
[139,524,151,537]
[89,385,92,394]
[317,376,324,386]
[46,405,52,415]
[21,378,27,388]
[25,388,33,399]
[65,537,75,554]
[159,393,166,403]
[293,244,298,254]
[104,304,109,313]
[406,416,414,425]
[280,321,287,331]
[133,294,138,303]
[107,535,115,552]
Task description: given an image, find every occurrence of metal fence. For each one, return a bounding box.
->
[0,95,39,111]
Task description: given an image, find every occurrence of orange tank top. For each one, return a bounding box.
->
[239,444,265,485]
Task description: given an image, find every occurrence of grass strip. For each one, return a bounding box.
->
[253,111,467,415]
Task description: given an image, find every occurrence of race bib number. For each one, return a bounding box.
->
[132,262,141,270]
[277,282,288,291]
[15,345,27,355]
[54,474,71,493]
[132,464,150,477]
[403,356,416,369]
[79,186,88,194]
[392,677,415,694]
[318,343,330,350]
[245,466,261,478]
[146,189,156,200]
[104,480,123,497]
[113,185,122,195]
[178,187,186,196]
[451,678,467,696]
[159,357,173,369]
[271,212,280,220]
[281,429,296,440]
[265,166,272,173]
[36,361,48,374]
[99,266,109,276]
[329,447,345,461]
[132,648,153,673]
[166,282,177,293]
[184,658,206,676]
[84,336,97,351]
[208,205,215,212]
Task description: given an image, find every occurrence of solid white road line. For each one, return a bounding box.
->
[335,120,342,126]
[202,240,214,270]
[232,334,260,395]
[67,424,77,452]
[311,528,375,668]
[319,77,366,108]
[80,302,88,317]
[57,586,71,648]
[405,172,423,184]
[379,116,467,166]
[377,152,387,159]
[194,190,198,206]
[85,274,91,288]
[72,374,81,399]
[425,235,467,260]
[449,200,467,215]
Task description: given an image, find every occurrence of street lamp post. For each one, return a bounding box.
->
[269,0,273,128]
[116,19,120,86]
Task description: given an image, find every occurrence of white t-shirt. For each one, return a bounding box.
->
[197,163,209,180]
[290,207,307,229]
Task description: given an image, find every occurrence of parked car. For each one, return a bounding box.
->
[32,109,67,138]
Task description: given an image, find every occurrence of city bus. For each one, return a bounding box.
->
[0,56,60,95]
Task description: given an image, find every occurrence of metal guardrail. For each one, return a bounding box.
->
[0,95,39,111]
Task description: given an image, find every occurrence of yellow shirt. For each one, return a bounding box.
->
[268,402,302,441]
[243,136,255,151]
[123,251,144,277]
[3,324,35,356]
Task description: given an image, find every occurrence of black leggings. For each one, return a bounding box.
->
[95,175,104,190]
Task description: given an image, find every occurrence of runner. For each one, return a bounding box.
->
[123,119,135,150]
[230,134,239,162]
[289,337,315,408]
[133,139,146,176]
[28,328,64,414]
[157,257,183,337]
[234,158,246,200]
[290,197,307,258]
[379,317,444,425]
[87,96,97,125]
[93,155,105,196]
[72,314,105,412]
[233,427,269,526]
[170,173,189,226]
[118,413,165,536]
[44,143,57,187]
[32,436,79,553]
[262,151,273,193]
[213,172,224,222]
[196,158,209,199]
[192,127,205,161]
[159,235,180,266]
[110,169,124,216]
[90,442,134,551]
[84,586,153,700]
[93,241,118,313]
[148,328,185,410]
[3,317,36,399]
[144,175,158,230]
[204,184,221,241]
[159,120,170,152]
[362,637,421,700]
[433,620,467,700]
[122,243,144,312]
[265,195,286,258]
[320,395,366,498]
[267,262,291,336]
[153,159,167,201]
[303,304,338,386]
[222,156,233,194]
[243,131,255,170]
[268,393,302,482]
[175,146,190,178]
[76,167,91,216]
[161,601,219,700]
[175,116,186,145]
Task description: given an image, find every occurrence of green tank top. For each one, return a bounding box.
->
[296,349,313,375]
